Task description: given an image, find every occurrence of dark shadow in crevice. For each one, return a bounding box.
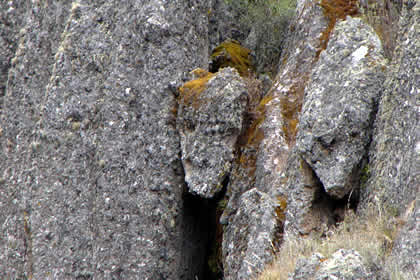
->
[181,176,229,280]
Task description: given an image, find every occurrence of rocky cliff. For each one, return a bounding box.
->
[0,0,418,280]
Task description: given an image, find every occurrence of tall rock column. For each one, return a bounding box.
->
[362,2,419,277]
[221,1,329,279]
[361,0,419,215]
[1,0,209,279]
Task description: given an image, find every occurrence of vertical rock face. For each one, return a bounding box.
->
[361,0,419,214]
[208,0,246,51]
[177,67,247,198]
[363,2,419,278]
[222,189,281,280]
[1,0,209,279]
[296,17,386,199]
[0,0,28,103]
[0,1,72,278]
[222,1,328,278]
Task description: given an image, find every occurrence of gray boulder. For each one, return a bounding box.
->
[177,67,247,198]
[296,17,387,199]
[290,249,376,280]
[222,188,281,280]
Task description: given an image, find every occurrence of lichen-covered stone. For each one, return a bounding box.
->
[360,0,419,215]
[254,0,329,238]
[177,67,247,198]
[296,17,386,199]
[255,0,328,202]
[223,189,281,280]
[290,249,376,280]
[208,0,247,52]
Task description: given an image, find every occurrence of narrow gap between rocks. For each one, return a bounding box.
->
[182,176,229,280]
[314,184,360,229]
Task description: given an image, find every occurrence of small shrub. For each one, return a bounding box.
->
[224,0,296,75]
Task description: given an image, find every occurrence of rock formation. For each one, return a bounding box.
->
[1,1,210,279]
[177,67,247,198]
[0,0,417,279]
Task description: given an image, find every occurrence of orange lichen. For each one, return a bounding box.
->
[178,69,215,108]
[275,195,288,223]
[210,39,253,77]
[235,93,274,178]
[317,0,359,58]
[280,82,305,145]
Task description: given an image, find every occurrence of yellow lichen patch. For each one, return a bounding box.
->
[275,195,288,223]
[178,69,215,108]
[210,39,253,77]
[279,82,305,146]
[317,0,359,58]
[235,93,274,179]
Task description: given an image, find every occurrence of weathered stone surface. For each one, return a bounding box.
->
[297,17,387,199]
[256,0,328,200]
[1,0,210,279]
[288,252,325,280]
[0,0,28,103]
[385,201,419,279]
[0,1,71,278]
[290,249,376,280]
[178,67,247,198]
[250,0,330,238]
[360,0,419,214]
[284,149,335,236]
[223,189,280,280]
[221,2,330,277]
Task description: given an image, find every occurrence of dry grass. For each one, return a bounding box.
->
[257,203,408,280]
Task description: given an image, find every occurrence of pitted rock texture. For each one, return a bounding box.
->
[222,189,281,280]
[178,67,247,198]
[289,249,376,280]
[385,201,419,279]
[360,0,419,214]
[297,17,386,199]
[0,1,72,278]
[1,1,210,279]
[0,0,28,102]
[255,0,328,201]
[221,2,331,276]
[284,150,336,236]
[251,0,329,237]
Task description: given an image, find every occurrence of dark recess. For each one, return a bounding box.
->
[182,176,229,280]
